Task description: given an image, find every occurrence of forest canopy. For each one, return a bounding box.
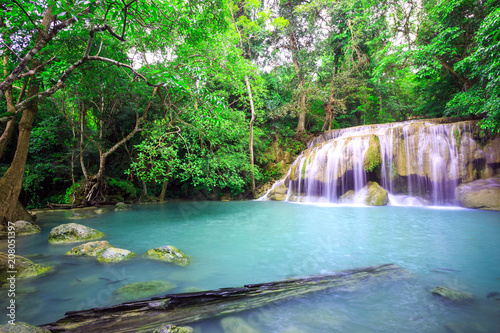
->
[1,0,499,219]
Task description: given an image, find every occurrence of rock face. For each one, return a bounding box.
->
[0,252,53,282]
[431,286,475,303]
[48,223,104,244]
[220,316,260,333]
[455,176,500,210]
[97,248,135,263]
[13,220,41,236]
[65,241,112,256]
[365,182,389,206]
[267,183,288,201]
[113,280,176,301]
[0,321,51,332]
[153,324,194,333]
[146,246,190,266]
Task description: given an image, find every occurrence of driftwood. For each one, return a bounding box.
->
[42,263,407,332]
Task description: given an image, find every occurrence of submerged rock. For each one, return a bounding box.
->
[455,176,500,210]
[13,220,41,236]
[153,324,194,333]
[0,252,53,283]
[146,246,190,266]
[65,241,112,256]
[220,316,260,333]
[68,213,87,220]
[97,247,135,263]
[431,286,474,303]
[114,202,132,211]
[48,223,104,244]
[0,321,51,332]
[113,280,176,301]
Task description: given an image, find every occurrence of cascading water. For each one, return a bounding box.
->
[264,118,499,206]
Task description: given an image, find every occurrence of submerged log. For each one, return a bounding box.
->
[43,263,407,332]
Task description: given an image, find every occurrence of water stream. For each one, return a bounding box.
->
[1,201,499,332]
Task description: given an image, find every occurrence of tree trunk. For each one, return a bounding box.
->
[42,263,406,332]
[159,178,169,202]
[0,83,39,224]
[288,29,306,134]
[0,52,17,160]
[244,75,256,198]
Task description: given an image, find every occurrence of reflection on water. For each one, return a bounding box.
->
[1,201,500,332]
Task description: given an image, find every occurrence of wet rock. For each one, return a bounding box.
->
[114,202,132,211]
[455,176,500,210]
[365,182,389,206]
[1,252,53,283]
[363,135,381,172]
[339,190,355,203]
[113,280,176,302]
[146,246,190,266]
[48,223,104,244]
[482,137,500,164]
[431,286,474,303]
[13,220,41,236]
[267,183,288,201]
[0,321,50,332]
[65,241,112,256]
[97,248,135,263]
[220,316,260,333]
[68,213,87,220]
[153,324,194,333]
[95,208,106,215]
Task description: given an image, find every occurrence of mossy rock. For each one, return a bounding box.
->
[431,286,474,303]
[0,321,50,332]
[114,202,132,211]
[113,280,176,302]
[365,182,389,206]
[0,252,53,283]
[339,190,355,203]
[13,220,41,236]
[363,135,381,172]
[48,223,104,244]
[97,248,135,263]
[146,246,190,266]
[65,241,112,256]
[68,213,87,220]
[153,324,194,333]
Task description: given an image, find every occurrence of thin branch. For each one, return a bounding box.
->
[19,56,56,78]
[11,0,46,38]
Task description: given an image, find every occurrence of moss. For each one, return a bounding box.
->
[113,280,176,302]
[363,135,381,172]
[146,246,190,266]
[65,241,112,256]
[1,252,53,283]
[48,223,105,244]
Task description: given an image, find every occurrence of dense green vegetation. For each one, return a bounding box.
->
[1,0,499,215]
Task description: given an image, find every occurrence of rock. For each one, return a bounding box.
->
[48,223,104,244]
[1,252,53,283]
[13,220,41,236]
[113,280,176,302]
[68,213,87,220]
[365,181,389,206]
[0,321,51,332]
[267,183,288,201]
[114,202,132,211]
[95,209,106,215]
[220,316,260,333]
[444,322,489,333]
[97,248,135,263]
[431,286,474,303]
[146,246,190,266]
[153,324,194,333]
[455,176,500,210]
[339,190,355,203]
[363,135,381,172]
[65,241,112,256]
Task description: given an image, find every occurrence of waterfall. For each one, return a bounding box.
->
[264,118,499,206]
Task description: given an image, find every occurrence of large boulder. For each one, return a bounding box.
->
[12,220,41,236]
[65,241,112,256]
[0,252,53,283]
[48,223,104,244]
[431,286,474,303]
[365,181,389,206]
[267,183,288,201]
[146,246,190,266]
[97,248,135,263]
[455,176,500,210]
[113,280,176,302]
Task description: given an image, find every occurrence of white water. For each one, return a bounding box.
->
[267,119,491,205]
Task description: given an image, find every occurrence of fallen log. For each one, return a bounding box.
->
[42,263,408,332]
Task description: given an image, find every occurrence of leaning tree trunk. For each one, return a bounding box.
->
[0,84,39,224]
